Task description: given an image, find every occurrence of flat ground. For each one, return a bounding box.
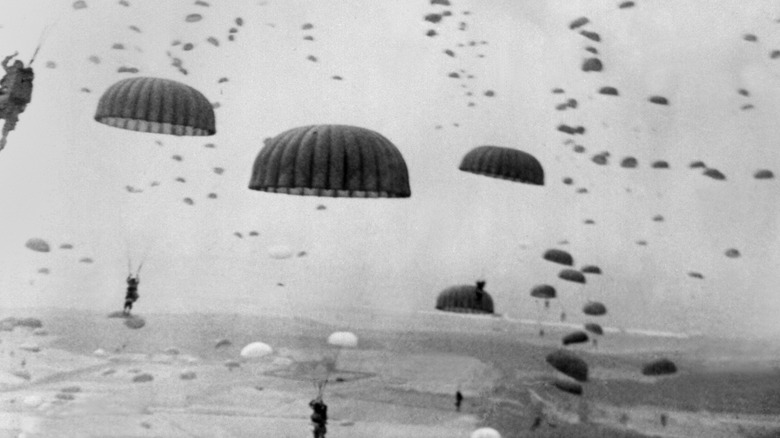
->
[1,308,779,438]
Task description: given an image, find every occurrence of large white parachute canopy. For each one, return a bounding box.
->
[240,342,274,359]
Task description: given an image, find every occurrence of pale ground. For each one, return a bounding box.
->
[1,309,779,438]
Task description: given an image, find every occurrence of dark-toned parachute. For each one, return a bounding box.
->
[688,271,704,279]
[641,358,677,376]
[530,285,556,300]
[581,265,601,274]
[435,280,494,314]
[459,145,544,185]
[724,248,741,258]
[553,379,583,396]
[546,349,588,382]
[584,322,603,335]
[249,125,411,198]
[25,238,50,253]
[583,301,607,316]
[559,269,586,284]
[754,169,774,179]
[651,160,670,169]
[95,77,216,136]
[543,249,573,266]
[620,157,637,168]
[689,161,706,169]
[703,168,726,180]
[562,330,589,345]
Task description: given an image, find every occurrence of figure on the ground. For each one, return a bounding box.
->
[455,390,464,411]
[0,52,34,151]
[660,413,668,427]
[539,328,545,337]
[530,415,543,430]
[123,275,140,315]
[560,311,567,322]
[309,395,328,438]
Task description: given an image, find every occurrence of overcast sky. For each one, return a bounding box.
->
[1,0,779,339]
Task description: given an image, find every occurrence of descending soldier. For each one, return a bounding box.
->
[0,52,34,151]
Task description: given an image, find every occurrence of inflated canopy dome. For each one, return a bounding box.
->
[435,281,494,314]
[530,284,556,300]
[249,125,411,198]
[543,249,573,266]
[459,145,544,185]
[95,77,215,136]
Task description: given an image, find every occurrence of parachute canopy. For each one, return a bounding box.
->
[553,379,583,396]
[240,342,274,358]
[543,249,573,266]
[620,157,638,168]
[249,125,411,198]
[754,169,774,179]
[95,77,216,136]
[584,322,603,335]
[724,248,741,258]
[267,245,294,260]
[459,145,545,185]
[25,238,50,253]
[530,284,556,300]
[435,281,494,314]
[583,301,607,316]
[327,331,358,348]
[562,330,589,345]
[641,358,677,376]
[559,269,586,284]
[470,428,501,438]
[581,265,601,274]
[546,349,588,382]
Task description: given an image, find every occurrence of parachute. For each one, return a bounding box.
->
[641,358,677,376]
[327,331,358,348]
[581,265,601,274]
[584,322,603,335]
[689,161,706,169]
[471,428,501,438]
[248,124,411,198]
[459,145,545,185]
[558,269,586,284]
[240,342,273,359]
[754,169,774,179]
[724,248,740,258]
[546,349,588,382]
[599,86,619,96]
[651,160,670,169]
[543,249,573,266]
[25,238,50,253]
[94,77,216,136]
[582,301,607,316]
[553,379,583,396]
[703,168,726,180]
[620,157,638,168]
[267,245,293,260]
[530,284,556,300]
[562,331,589,346]
[435,281,494,314]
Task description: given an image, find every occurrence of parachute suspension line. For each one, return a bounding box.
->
[28,20,57,66]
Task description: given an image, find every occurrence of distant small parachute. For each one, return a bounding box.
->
[620,157,637,168]
[459,145,545,185]
[79,257,93,263]
[649,96,669,105]
[95,77,216,136]
[234,232,243,238]
[641,358,677,376]
[592,154,608,165]
[754,169,774,179]
[268,245,293,259]
[26,238,50,253]
[584,322,603,335]
[435,280,494,314]
[599,86,619,96]
[240,342,273,359]
[689,161,706,169]
[652,215,664,222]
[569,17,589,29]
[559,269,586,284]
[543,249,573,266]
[651,160,669,169]
[327,331,358,348]
[73,0,87,10]
[562,177,573,185]
[580,30,600,42]
[471,428,501,438]
[553,379,583,396]
[183,198,194,205]
[724,248,740,258]
[546,349,588,382]
[583,219,595,225]
[619,1,635,8]
[213,167,224,175]
[562,330,589,345]
[582,58,603,72]
[582,301,607,316]
[635,240,647,246]
[248,231,258,236]
[60,243,73,250]
[37,268,50,274]
[185,14,203,23]
[316,204,327,210]
[249,125,411,198]
[688,272,704,279]
[530,284,556,300]
[703,168,726,180]
[581,265,601,274]
[296,251,307,257]
[124,316,145,329]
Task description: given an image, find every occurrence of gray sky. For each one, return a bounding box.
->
[1,0,779,338]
